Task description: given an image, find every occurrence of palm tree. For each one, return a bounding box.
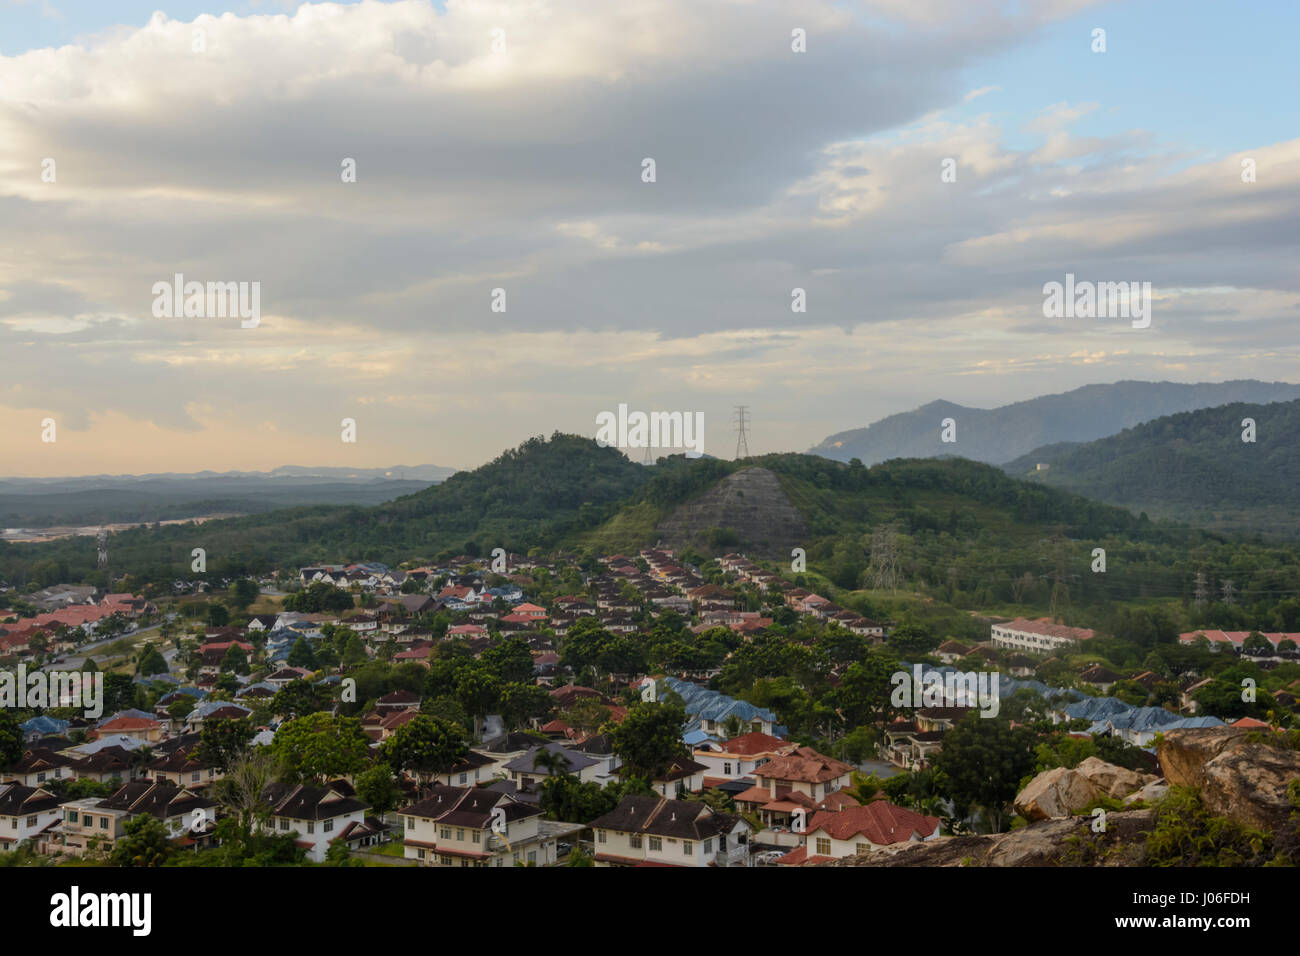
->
[531,746,572,779]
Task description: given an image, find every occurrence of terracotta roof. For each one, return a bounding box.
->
[752,746,852,784]
[806,801,941,845]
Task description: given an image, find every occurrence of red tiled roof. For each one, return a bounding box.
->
[806,801,941,845]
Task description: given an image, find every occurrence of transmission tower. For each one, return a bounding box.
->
[1046,530,1070,623]
[1221,579,1236,606]
[1193,571,1210,610]
[732,405,751,459]
[96,528,108,571]
[642,442,654,465]
[868,526,899,593]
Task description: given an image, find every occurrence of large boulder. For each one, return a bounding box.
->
[1074,757,1157,799]
[1122,779,1169,806]
[1157,727,1250,792]
[1159,727,1300,831]
[1014,767,1101,821]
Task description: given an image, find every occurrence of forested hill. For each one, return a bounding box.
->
[4,435,1298,620]
[1003,398,1300,538]
[0,434,651,587]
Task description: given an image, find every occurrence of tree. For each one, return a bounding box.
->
[287,637,318,670]
[210,748,279,860]
[231,578,260,610]
[341,634,368,667]
[167,697,196,721]
[933,714,1035,833]
[837,654,901,730]
[136,645,169,677]
[379,715,469,788]
[499,682,554,731]
[563,697,611,736]
[354,764,403,817]
[221,644,250,675]
[453,663,502,741]
[110,812,174,867]
[195,718,255,772]
[611,701,689,779]
[886,621,939,657]
[206,603,231,627]
[480,638,535,684]
[271,713,370,784]
[0,712,22,769]
[271,680,332,719]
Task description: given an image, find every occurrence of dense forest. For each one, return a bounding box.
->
[1003,398,1300,537]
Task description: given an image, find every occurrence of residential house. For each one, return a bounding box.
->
[589,795,750,867]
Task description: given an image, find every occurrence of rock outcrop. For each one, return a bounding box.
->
[818,729,1299,867]
[1074,756,1158,798]
[1013,767,1100,821]
[1158,727,1300,832]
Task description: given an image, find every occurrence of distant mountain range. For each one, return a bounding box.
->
[810,380,1300,466]
[1003,398,1300,538]
[0,464,457,485]
[0,465,456,528]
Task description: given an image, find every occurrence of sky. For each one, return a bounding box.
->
[1,0,1298,476]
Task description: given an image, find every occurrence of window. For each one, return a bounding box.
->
[9,819,15,830]
[67,811,78,824]
[440,826,451,839]
[279,819,289,831]
[527,850,536,864]
[406,817,415,830]
[629,834,642,849]
[683,841,693,856]
[856,843,869,856]
[323,819,334,833]
[307,822,315,834]
[723,762,732,775]
[191,772,200,782]
[26,815,37,827]
[417,848,426,859]
[458,773,468,785]
[597,830,606,843]
[648,837,662,851]
[703,839,712,854]
[100,817,110,830]
[441,855,452,866]
[37,773,45,783]
[456,828,464,841]
[815,838,831,856]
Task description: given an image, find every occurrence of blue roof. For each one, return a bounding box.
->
[21,715,69,735]
[662,677,779,728]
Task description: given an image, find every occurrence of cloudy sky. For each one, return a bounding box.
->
[1,0,1297,476]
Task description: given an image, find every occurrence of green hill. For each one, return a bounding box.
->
[1003,399,1300,538]
[5,434,1300,631]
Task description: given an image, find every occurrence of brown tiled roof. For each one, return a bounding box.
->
[752,746,851,784]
